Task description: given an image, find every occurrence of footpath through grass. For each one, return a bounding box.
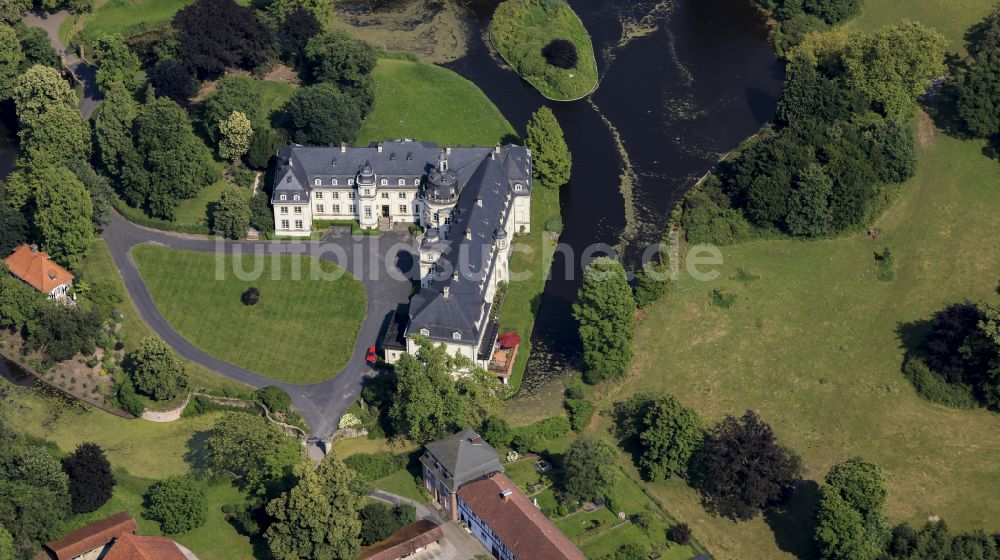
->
[489,0,599,100]
[132,245,366,384]
[603,115,1000,559]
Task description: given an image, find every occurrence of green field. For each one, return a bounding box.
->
[76,240,247,393]
[65,0,248,46]
[849,0,996,52]
[489,0,599,100]
[132,245,366,384]
[599,114,1000,559]
[357,58,519,146]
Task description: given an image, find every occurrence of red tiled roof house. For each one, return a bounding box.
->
[4,244,74,300]
[42,512,188,560]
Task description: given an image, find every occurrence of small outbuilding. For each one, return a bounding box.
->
[42,512,189,560]
[356,519,444,560]
[4,244,74,300]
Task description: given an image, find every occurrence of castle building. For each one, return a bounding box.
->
[272,141,532,370]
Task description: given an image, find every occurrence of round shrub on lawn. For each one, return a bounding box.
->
[144,475,206,534]
[242,286,260,305]
[256,385,291,412]
[542,39,578,69]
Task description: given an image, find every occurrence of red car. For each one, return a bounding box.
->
[365,346,378,365]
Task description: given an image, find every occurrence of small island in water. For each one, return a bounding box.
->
[489,0,599,101]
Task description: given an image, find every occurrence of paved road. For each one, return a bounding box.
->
[103,212,416,438]
[23,10,102,119]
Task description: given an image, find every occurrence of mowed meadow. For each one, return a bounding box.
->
[592,113,1000,560]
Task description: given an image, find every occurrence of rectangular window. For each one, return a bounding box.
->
[316,204,324,214]
[294,207,302,214]
[349,192,356,199]
[281,219,289,229]
[381,192,389,199]
[364,207,372,218]
[349,204,356,213]
[294,220,303,230]
[398,192,407,199]
[399,205,407,213]
[280,207,288,214]
[332,204,340,214]
[315,192,323,199]
[333,192,340,199]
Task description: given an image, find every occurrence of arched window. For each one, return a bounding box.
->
[314,178,321,185]
[279,194,286,201]
[414,178,420,186]
[293,194,300,201]
[332,178,338,186]
[398,178,405,186]
[348,179,354,185]
[380,178,388,186]
[514,183,523,191]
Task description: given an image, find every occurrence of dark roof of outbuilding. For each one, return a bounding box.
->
[422,428,503,491]
[43,512,137,560]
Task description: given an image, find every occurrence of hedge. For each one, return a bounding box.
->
[344,452,406,482]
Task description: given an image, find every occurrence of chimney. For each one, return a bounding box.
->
[500,489,513,503]
[377,143,383,153]
[445,146,452,155]
[29,244,38,254]
[340,142,347,153]
[469,435,482,445]
[443,286,450,299]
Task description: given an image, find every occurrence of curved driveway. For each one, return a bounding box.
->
[104,213,416,438]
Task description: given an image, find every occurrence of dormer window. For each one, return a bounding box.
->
[380,178,388,186]
[332,178,338,185]
[398,178,405,186]
[452,332,461,340]
[414,178,420,186]
[314,178,321,185]
[348,179,354,185]
[293,194,300,201]
[514,183,523,191]
[280,194,287,201]
[420,328,430,336]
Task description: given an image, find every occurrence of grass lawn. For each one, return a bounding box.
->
[67,0,248,46]
[488,0,599,100]
[596,113,1000,559]
[357,58,519,147]
[132,245,366,384]
[75,240,244,393]
[373,469,426,503]
[172,179,227,227]
[848,0,996,52]
[5,386,220,479]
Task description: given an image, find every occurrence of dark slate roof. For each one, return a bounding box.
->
[270,141,531,205]
[406,155,522,343]
[421,428,503,492]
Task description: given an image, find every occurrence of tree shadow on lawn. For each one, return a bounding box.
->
[763,479,821,560]
[895,318,932,359]
[184,428,213,474]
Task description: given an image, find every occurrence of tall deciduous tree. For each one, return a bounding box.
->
[0,188,27,255]
[525,106,571,189]
[218,111,253,161]
[17,26,59,71]
[149,60,196,106]
[121,97,215,219]
[842,21,947,119]
[0,523,13,560]
[284,83,362,146]
[173,0,275,79]
[93,33,139,92]
[388,339,502,443]
[693,410,800,521]
[12,65,90,164]
[303,30,375,113]
[785,163,833,237]
[201,76,262,140]
[637,394,703,481]
[0,24,24,99]
[34,165,94,266]
[205,412,300,494]
[127,335,189,400]
[63,442,115,514]
[95,82,138,176]
[278,7,321,67]
[268,0,331,26]
[0,0,31,25]
[265,453,364,560]
[573,257,636,384]
[0,441,71,544]
[815,458,888,560]
[212,184,251,238]
[560,437,619,503]
[144,476,206,534]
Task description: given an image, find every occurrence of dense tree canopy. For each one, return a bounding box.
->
[218,111,253,161]
[0,24,23,99]
[573,257,636,384]
[63,442,115,514]
[278,7,322,68]
[388,338,503,443]
[265,453,364,560]
[815,459,888,560]
[637,394,703,481]
[525,106,572,189]
[95,82,138,176]
[0,429,71,545]
[149,60,197,105]
[12,65,90,165]
[359,502,416,545]
[93,33,139,92]
[17,26,59,71]
[144,476,206,534]
[0,190,27,255]
[560,437,619,503]
[201,76,263,141]
[205,412,300,494]
[126,335,189,400]
[120,97,215,219]
[284,83,362,146]
[947,8,1000,138]
[173,0,275,79]
[212,184,251,238]
[0,269,44,333]
[693,410,800,521]
[32,165,95,266]
[885,520,1000,560]
[303,30,376,113]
